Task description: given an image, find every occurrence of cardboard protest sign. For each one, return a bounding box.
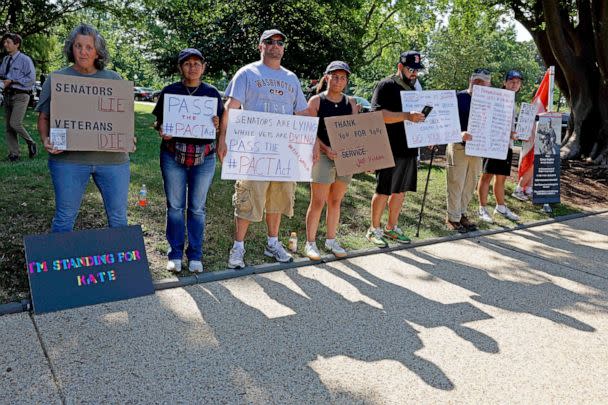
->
[532,112,562,204]
[162,94,218,139]
[24,225,154,314]
[465,85,515,160]
[400,90,462,147]
[50,74,134,152]
[221,110,319,181]
[515,102,536,141]
[324,111,394,176]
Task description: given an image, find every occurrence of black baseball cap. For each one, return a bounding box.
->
[399,51,424,69]
[324,61,351,75]
[178,48,204,65]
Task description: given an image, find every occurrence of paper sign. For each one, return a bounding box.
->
[162,94,218,139]
[221,110,319,181]
[515,102,536,141]
[24,225,154,314]
[50,128,67,150]
[532,112,562,204]
[465,85,515,160]
[324,111,395,176]
[401,90,462,147]
[50,74,135,152]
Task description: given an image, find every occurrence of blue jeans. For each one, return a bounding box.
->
[160,150,216,261]
[48,159,130,232]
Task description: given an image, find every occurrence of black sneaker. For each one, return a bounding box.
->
[8,154,19,162]
[27,142,37,158]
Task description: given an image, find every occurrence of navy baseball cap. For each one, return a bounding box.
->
[324,61,351,75]
[399,51,424,69]
[260,29,286,43]
[505,69,524,81]
[178,48,204,65]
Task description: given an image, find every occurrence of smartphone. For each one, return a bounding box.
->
[421,105,433,117]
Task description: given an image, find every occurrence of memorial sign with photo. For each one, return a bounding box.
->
[50,74,135,152]
[400,90,462,147]
[221,110,319,182]
[24,225,154,314]
[325,111,394,176]
[514,102,536,141]
[465,85,515,160]
[162,94,218,139]
[532,112,562,204]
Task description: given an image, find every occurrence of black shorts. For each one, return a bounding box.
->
[375,156,417,195]
[483,148,513,176]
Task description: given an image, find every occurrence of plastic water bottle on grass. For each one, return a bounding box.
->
[138,184,148,207]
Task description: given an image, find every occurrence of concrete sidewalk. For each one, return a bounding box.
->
[2,213,608,404]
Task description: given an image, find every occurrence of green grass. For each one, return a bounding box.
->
[0,103,579,303]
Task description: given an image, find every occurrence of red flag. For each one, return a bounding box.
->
[518,68,551,180]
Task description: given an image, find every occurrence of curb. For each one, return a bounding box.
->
[2,209,606,316]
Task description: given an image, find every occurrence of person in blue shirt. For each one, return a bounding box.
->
[1,33,37,161]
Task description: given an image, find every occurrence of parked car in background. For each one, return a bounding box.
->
[352,96,372,113]
[134,87,156,101]
[151,89,162,103]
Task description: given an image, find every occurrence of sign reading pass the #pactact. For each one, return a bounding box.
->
[50,74,134,152]
[221,110,319,182]
[465,85,515,160]
[400,90,462,147]
[325,111,394,176]
[162,94,218,139]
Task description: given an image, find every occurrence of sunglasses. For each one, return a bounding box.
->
[262,39,285,47]
[474,68,491,75]
[406,67,420,73]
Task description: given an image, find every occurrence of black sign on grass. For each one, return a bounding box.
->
[24,225,154,314]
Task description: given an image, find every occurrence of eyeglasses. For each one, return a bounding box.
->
[262,39,285,47]
[406,67,420,73]
[474,68,491,75]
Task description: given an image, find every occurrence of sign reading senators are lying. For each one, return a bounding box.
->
[50,74,135,152]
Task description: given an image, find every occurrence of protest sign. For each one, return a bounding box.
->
[400,90,462,147]
[50,74,134,152]
[221,110,319,181]
[532,112,562,204]
[465,85,515,160]
[325,111,394,176]
[162,94,217,139]
[515,102,536,141]
[24,226,154,314]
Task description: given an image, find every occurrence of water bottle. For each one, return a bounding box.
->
[288,232,298,253]
[138,184,148,207]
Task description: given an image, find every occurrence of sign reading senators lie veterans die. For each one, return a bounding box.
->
[325,111,395,176]
[50,74,135,152]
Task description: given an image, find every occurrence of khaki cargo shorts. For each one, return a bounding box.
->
[232,180,296,222]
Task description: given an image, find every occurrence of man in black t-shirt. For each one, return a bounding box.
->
[366,51,426,247]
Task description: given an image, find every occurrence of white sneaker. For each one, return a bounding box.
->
[264,242,293,263]
[511,190,528,201]
[228,246,246,269]
[478,206,494,223]
[188,260,203,273]
[325,239,347,258]
[525,188,534,197]
[166,259,182,272]
[494,206,520,221]
[304,242,321,260]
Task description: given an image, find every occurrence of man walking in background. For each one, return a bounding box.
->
[0,33,37,161]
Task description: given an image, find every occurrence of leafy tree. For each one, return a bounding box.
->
[425,0,543,101]
[495,0,608,164]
